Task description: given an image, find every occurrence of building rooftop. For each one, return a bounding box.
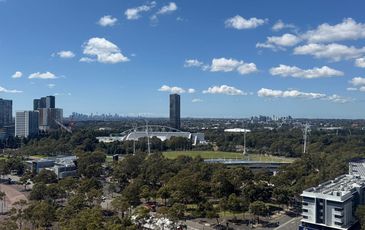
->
[302,174,365,201]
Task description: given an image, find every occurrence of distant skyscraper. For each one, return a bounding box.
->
[0,99,12,127]
[15,111,39,138]
[169,94,181,130]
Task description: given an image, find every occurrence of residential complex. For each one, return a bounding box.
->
[34,96,63,131]
[300,160,365,230]
[169,93,180,130]
[15,111,39,138]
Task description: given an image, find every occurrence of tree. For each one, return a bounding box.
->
[167,203,186,221]
[0,191,5,214]
[33,170,58,184]
[24,201,56,228]
[9,199,27,230]
[111,196,130,218]
[249,201,268,223]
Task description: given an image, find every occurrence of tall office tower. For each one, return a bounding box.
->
[169,94,181,130]
[0,99,12,127]
[33,99,41,110]
[15,111,39,138]
[45,95,55,108]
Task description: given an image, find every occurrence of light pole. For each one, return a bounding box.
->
[145,120,151,155]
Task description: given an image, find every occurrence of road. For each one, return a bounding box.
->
[274,217,302,230]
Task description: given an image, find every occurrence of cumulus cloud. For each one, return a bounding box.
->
[210,58,258,75]
[11,71,23,79]
[192,98,203,103]
[272,20,296,31]
[56,50,75,59]
[158,85,195,94]
[184,59,204,68]
[28,72,58,80]
[293,43,365,62]
[303,18,365,43]
[98,15,118,27]
[269,64,344,79]
[0,86,22,93]
[225,15,267,30]
[125,1,156,20]
[355,57,365,68]
[81,37,129,64]
[257,88,349,103]
[349,77,365,86]
[256,33,301,50]
[203,85,246,96]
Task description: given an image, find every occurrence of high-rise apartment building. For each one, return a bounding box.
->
[38,108,63,131]
[33,99,41,110]
[169,94,181,130]
[300,160,365,230]
[33,96,61,131]
[34,96,55,110]
[0,98,12,127]
[15,111,39,138]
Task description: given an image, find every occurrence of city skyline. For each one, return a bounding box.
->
[1,0,365,118]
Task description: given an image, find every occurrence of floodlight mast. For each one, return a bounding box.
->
[303,123,309,154]
[145,120,151,155]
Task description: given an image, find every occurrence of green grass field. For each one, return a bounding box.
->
[162,151,296,163]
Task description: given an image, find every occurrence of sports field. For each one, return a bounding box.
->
[162,151,296,163]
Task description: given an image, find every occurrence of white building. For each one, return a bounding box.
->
[300,160,365,230]
[15,111,39,138]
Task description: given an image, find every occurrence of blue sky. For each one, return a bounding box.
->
[1,0,365,118]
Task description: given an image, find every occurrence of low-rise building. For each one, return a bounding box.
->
[299,160,365,230]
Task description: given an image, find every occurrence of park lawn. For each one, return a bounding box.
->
[162,151,296,163]
[30,154,48,159]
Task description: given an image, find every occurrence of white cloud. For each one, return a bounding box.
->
[257,88,325,99]
[156,2,177,15]
[192,98,203,103]
[347,87,358,91]
[79,57,95,63]
[56,50,75,59]
[269,64,344,79]
[355,57,365,68]
[125,2,156,20]
[203,85,246,96]
[28,72,58,80]
[360,86,365,92]
[187,88,196,93]
[0,86,22,93]
[225,15,266,30]
[11,71,23,79]
[210,58,257,75]
[158,85,195,94]
[272,20,296,31]
[257,88,349,103]
[151,2,177,21]
[82,37,129,64]
[256,33,301,50]
[184,59,203,68]
[349,77,365,86]
[293,43,365,61]
[326,94,350,104]
[98,15,118,27]
[47,84,56,89]
[303,18,365,43]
